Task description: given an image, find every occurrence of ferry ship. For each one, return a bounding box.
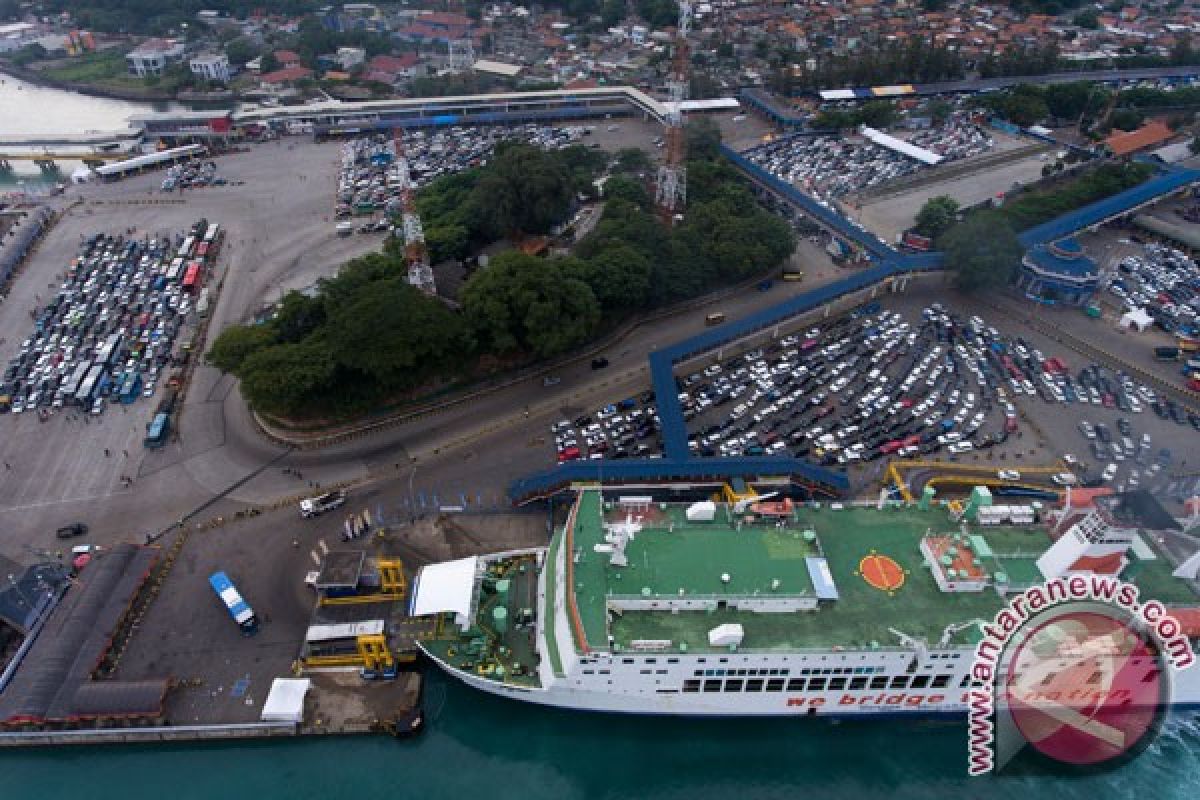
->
[413,486,1200,716]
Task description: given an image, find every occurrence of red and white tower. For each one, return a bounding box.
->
[392,127,437,295]
[655,0,692,222]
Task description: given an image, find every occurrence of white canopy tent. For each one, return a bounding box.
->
[260,678,310,723]
[409,556,480,631]
[1119,308,1154,332]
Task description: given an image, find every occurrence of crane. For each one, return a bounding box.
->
[391,126,437,296]
[655,0,692,222]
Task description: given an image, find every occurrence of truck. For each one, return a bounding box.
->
[300,489,347,518]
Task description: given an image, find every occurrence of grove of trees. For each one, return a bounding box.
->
[210,129,794,420]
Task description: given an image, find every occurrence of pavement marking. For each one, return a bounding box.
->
[310,550,320,566]
[318,538,329,555]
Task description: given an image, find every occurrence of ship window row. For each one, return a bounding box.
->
[682,675,957,694]
[693,668,792,678]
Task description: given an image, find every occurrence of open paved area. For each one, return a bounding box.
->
[855,135,1052,243]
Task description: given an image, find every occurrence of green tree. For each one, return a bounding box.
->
[273,289,327,342]
[1043,82,1099,119]
[602,175,651,209]
[207,324,277,373]
[466,142,574,238]
[685,116,723,161]
[565,245,653,310]
[636,0,679,27]
[856,99,896,129]
[915,196,960,240]
[1109,108,1144,132]
[600,0,624,27]
[940,213,1023,292]
[239,339,337,415]
[461,252,600,357]
[614,147,653,175]
[325,278,471,388]
[423,224,470,263]
[1073,8,1100,28]
[224,36,259,66]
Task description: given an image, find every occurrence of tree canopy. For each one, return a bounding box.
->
[915,196,960,240]
[461,253,601,358]
[207,250,472,417]
[940,213,1024,293]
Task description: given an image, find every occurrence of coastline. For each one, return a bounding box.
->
[0,60,175,103]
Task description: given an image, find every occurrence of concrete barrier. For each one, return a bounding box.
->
[0,721,297,747]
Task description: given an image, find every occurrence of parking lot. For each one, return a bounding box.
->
[741,115,995,205]
[548,294,1200,497]
[1106,240,1200,338]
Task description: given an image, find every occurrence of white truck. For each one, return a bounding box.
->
[300,490,347,518]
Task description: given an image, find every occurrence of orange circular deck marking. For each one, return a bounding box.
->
[859,554,905,591]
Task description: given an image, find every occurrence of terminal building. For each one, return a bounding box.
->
[1015,236,1099,307]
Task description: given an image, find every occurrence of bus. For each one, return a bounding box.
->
[96,333,123,366]
[60,361,91,402]
[74,363,105,407]
[144,411,170,448]
[182,263,201,292]
[208,571,259,635]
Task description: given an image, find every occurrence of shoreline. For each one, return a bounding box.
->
[0,60,175,103]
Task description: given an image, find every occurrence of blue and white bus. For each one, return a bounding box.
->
[208,571,258,635]
[144,412,169,449]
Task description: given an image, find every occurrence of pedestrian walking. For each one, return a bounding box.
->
[104,448,110,457]
[3,462,9,470]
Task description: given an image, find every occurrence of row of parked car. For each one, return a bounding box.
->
[907,114,994,162]
[1077,415,1173,491]
[0,223,207,417]
[743,117,993,203]
[1110,242,1200,335]
[160,161,228,192]
[552,390,659,463]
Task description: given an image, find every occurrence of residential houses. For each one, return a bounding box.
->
[125,38,187,78]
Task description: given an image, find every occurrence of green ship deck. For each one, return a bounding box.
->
[566,492,1199,653]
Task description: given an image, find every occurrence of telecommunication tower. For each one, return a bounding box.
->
[655,0,692,221]
[392,128,437,295]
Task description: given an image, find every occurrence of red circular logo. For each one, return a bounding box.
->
[1003,608,1167,768]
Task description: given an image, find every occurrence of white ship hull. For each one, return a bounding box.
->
[423,647,1200,717]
